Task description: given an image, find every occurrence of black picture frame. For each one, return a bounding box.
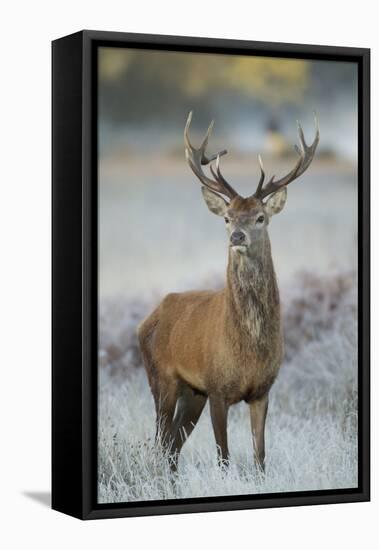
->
[52,30,370,520]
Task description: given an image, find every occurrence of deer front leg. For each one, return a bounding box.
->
[249,393,269,471]
[209,395,230,467]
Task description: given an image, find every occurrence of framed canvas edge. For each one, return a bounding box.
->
[52,31,85,520]
[56,28,371,58]
[52,30,370,521]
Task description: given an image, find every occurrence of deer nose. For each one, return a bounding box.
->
[230,231,246,246]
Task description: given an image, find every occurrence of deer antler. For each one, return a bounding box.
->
[184,111,238,200]
[253,114,320,201]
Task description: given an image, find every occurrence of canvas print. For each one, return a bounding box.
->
[97,47,358,503]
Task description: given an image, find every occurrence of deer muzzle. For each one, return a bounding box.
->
[230,231,246,247]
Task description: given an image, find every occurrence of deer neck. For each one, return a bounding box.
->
[225,230,280,345]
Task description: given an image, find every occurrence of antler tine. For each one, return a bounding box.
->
[184,110,195,152]
[253,114,320,201]
[254,154,265,197]
[184,111,238,200]
[200,119,214,153]
[209,154,234,193]
[295,112,320,175]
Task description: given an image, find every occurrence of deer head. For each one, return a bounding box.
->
[184,111,319,256]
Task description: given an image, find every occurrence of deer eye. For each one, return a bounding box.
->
[224,217,230,223]
[256,215,265,224]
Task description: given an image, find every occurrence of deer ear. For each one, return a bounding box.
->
[201,187,228,216]
[264,188,287,217]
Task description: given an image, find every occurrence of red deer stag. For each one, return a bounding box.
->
[138,112,319,471]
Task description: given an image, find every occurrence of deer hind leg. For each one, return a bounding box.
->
[249,393,269,472]
[169,384,207,471]
[209,395,230,467]
[137,314,178,450]
[153,375,179,451]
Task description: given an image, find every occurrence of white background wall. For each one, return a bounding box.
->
[0,1,376,548]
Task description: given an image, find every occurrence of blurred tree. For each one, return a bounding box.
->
[99,48,134,80]
[226,57,309,104]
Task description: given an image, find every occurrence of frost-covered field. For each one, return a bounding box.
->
[98,270,358,503]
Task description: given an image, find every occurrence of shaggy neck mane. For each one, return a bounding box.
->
[225,231,280,355]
